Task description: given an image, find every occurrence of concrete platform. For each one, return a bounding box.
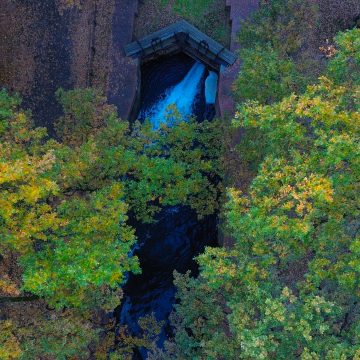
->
[124,20,237,69]
[218,0,259,117]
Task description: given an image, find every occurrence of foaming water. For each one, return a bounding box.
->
[141,62,206,129]
[205,71,218,104]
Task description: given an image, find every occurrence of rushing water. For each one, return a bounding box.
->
[140,61,206,129]
[205,71,219,104]
[117,54,218,359]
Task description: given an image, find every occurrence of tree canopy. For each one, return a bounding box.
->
[1,1,359,358]
[0,86,223,358]
[156,27,360,360]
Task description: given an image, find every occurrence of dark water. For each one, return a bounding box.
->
[117,53,218,359]
[119,208,217,358]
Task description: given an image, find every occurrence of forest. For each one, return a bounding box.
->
[0,0,359,359]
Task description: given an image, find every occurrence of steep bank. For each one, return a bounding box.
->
[0,0,138,131]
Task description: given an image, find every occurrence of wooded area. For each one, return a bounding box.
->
[0,0,359,359]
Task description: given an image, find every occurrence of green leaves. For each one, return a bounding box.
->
[0,87,224,357]
[234,45,300,104]
[0,88,223,311]
[55,87,116,147]
[236,0,322,105]
[160,0,230,45]
[164,28,360,359]
[21,184,140,309]
[328,28,360,87]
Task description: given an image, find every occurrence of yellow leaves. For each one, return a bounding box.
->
[109,271,122,285]
[296,96,336,125]
[0,198,15,221]
[0,161,60,252]
[297,175,334,205]
[35,150,57,172]
[266,173,335,219]
[354,349,360,360]
[0,163,10,180]
[281,286,290,297]
[0,151,58,201]
[281,287,297,304]
[0,114,62,252]
[108,182,123,200]
[300,347,319,360]
[273,244,289,259]
[0,160,25,185]
[295,201,308,216]
[282,200,294,211]
[315,77,346,96]
[227,188,250,213]
[0,320,22,360]
[18,184,42,204]
[279,94,297,112]
[264,298,286,323]
[295,95,322,117]
[252,241,267,256]
[299,319,313,341]
[243,262,269,283]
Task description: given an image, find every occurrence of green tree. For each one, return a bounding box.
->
[0,87,222,308]
[234,45,300,104]
[235,0,321,104]
[160,0,229,45]
[0,89,140,309]
[17,311,98,360]
[328,28,360,86]
[0,86,223,357]
[0,320,22,360]
[162,29,360,359]
[238,0,318,57]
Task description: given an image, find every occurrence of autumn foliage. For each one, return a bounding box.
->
[0,86,223,357]
[156,28,360,360]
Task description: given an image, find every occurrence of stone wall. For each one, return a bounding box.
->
[107,0,139,121]
[0,0,139,130]
[218,0,259,117]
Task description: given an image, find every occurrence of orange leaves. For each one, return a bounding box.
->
[0,119,60,255]
[0,276,20,297]
[319,40,337,59]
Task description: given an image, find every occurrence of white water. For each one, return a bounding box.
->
[205,71,218,104]
[142,62,206,129]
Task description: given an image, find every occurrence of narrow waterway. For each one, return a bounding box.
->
[118,54,218,359]
[140,61,205,129]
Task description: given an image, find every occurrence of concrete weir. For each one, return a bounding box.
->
[124,20,237,70]
[124,19,237,121]
[123,1,261,121]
